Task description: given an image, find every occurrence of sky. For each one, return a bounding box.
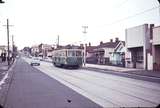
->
[0,0,160,49]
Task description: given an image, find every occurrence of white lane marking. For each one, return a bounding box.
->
[0,73,8,89]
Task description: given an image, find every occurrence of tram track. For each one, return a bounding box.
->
[36,63,158,107]
[23,58,160,107]
[48,66,159,105]
[37,65,119,107]
[80,68,160,92]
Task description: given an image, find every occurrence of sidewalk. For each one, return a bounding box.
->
[0,60,9,83]
[0,58,15,83]
[85,63,160,78]
[0,61,8,72]
[0,59,16,107]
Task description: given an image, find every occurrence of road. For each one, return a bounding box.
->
[3,58,101,108]
[23,57,160,107]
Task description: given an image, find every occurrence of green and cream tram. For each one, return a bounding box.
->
[52,48,83,68]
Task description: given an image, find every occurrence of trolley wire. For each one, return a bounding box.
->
[115,0,129,8]
[96,5,160,28]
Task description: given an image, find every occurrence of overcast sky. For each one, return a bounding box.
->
[0,0,160,49]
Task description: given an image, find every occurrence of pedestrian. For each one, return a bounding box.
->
[4,53,6,62]
[1,53,5,62]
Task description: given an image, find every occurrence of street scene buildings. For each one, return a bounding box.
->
[152,26,160,71]
[0,0,160,108]
[20,24,159,71]
[125,24,160,71]
[0,23,160,107]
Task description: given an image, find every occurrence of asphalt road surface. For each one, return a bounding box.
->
[4,58,101,108]
[23,57,160,107]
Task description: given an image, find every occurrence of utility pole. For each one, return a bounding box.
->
[82,26,88,66]
[12,35,14,51]
[12,35,15,61]
[3,19,14,66]
[7,19,10,65]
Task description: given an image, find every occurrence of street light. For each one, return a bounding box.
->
[82,26,88,66]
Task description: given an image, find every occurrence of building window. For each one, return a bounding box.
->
[137,51,143,62]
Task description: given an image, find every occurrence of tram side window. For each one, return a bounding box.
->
[54,52,59,57]
[68,51,75,57]
[61,51,66,57]
[65,51,67,57]
[76,51,82,56]
[68,51,71,57]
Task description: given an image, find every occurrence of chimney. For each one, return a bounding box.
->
[115,37,119,42]
[110,39,113,42]
[85,43,87,47]
[80,44,83,47]
[100,41,103,45]
[89,42,91,46]
[150,24,154,39]
[80,44,84,49]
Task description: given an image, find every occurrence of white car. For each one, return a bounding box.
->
[44,57,52,62]
[30,57,40,66]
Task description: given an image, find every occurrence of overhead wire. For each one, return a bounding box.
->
[115,0,129,8]
[96,5,160,28]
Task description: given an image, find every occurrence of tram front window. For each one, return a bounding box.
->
[68,51,76,57]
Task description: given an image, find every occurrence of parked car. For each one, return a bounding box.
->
[37,57,43,61]
[30,57,40,66]
[28,55,32,58]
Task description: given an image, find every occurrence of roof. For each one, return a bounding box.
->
[56,44,83,50]
[86,40,125,53]
[97,41,120,49]
[0,45,7,49]
[86,46,97,53]
[153,25,160,29]
[114,41,125,52]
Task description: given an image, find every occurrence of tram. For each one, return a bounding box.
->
[52,48,83,68]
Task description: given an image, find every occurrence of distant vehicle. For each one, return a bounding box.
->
[30,57,40,66]
[28,55,32,58]
[39,58,43,61]
[44,57,52,62]
[37,57,43,61]
[16,55,20,58]
[52,48,83,68]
